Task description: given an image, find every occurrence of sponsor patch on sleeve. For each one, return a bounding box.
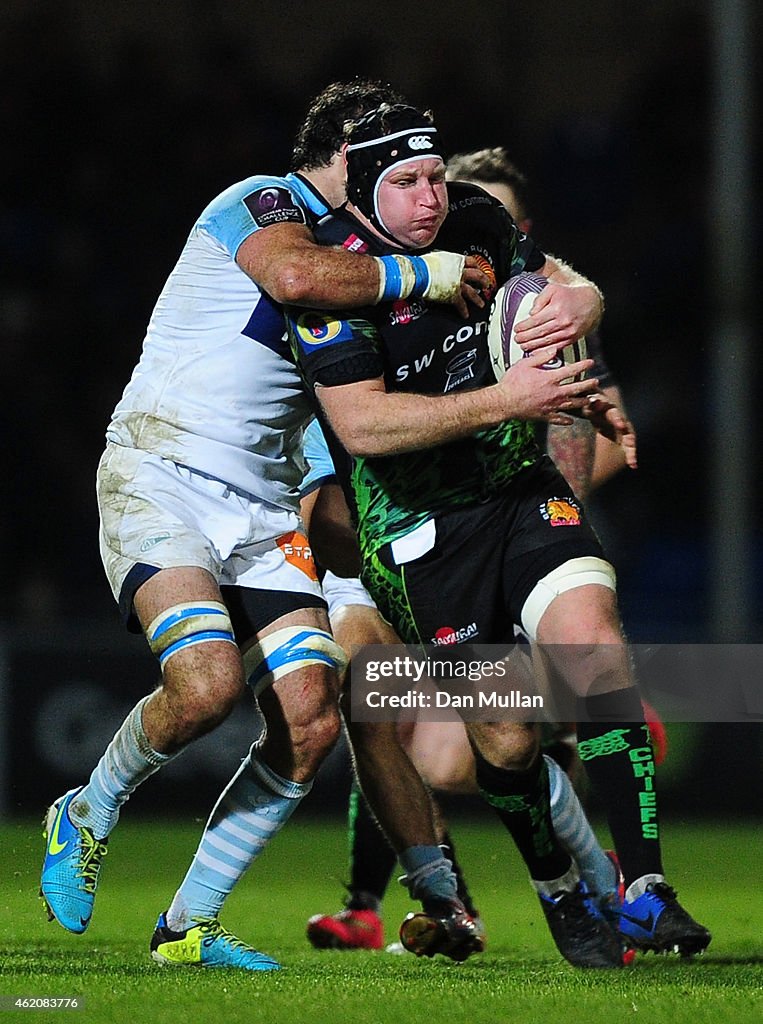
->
[243,186,306,228]
[294,312,354,350]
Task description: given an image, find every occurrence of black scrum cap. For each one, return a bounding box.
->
[345,104,445,242]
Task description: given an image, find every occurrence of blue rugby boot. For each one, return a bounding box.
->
[616,881,711,956]
[150,913,281,971]
[40,787,108,934]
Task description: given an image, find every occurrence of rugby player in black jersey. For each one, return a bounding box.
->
[288,103,710,967]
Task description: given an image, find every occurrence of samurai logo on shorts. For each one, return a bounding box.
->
[539,497,581,527]
[431,623,479,645]
[243,187,306,228]
[276,531,318,581]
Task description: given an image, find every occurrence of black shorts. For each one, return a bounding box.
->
[119,564,326,647]
[362,458,607,647]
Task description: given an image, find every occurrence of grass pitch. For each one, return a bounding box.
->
[1,815,760,1024]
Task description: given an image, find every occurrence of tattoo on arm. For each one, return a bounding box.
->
[546,418,595,502]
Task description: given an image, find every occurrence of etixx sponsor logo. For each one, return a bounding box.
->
[276,531,318,581]
[139,532,171,553]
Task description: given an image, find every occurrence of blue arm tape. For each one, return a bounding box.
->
[378,255,432,302]
[408,255,430,297]
[378,255,403,302]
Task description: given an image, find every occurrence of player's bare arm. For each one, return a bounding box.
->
[582,391,638,470]
[590,384,633,486]
[546,417,597,501]
[237,223,489,314]
[513,255,604,351]
[316,347,596,458]
[548,386,637,491]
[238,223,382,307]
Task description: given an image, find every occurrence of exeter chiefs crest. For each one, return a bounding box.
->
[539,497,581,527]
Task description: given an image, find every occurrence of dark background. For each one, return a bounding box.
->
[1,0,761,816]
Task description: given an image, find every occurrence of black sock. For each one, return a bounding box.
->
[577,687,664,888]
[474,749,571,882]
[346,782,396,911]
[440,830,478,917]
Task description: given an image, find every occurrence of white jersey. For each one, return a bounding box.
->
[300,418,378,615]
[107,172,330,510]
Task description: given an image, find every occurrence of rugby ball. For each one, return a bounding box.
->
[487,272,586,383]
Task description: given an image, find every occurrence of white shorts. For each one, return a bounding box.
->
[321,570,377,620]
[97,442,324,607]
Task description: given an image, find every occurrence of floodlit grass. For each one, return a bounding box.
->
[1,816,760,1024]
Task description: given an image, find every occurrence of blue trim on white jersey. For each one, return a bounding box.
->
[302,418,337,494]
[107,170,330,520]
[241,290,292,358]
[199,172,331,258]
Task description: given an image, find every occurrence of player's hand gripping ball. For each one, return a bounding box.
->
[487,272,587,383]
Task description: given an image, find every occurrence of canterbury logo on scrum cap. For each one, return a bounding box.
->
[407,135,434,150]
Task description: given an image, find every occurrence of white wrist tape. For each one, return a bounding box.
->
[419,250,466,303]
[374,250,466,305]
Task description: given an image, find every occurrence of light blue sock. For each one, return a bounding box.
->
[545,755,617,901]
[398,845,459,905]
[70,695,174,840]
[166,745,311,929]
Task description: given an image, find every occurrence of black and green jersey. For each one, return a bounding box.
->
[287,181,546,559]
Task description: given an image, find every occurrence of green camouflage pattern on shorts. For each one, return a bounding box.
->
[354,419,538,561]
[360,549,421,646]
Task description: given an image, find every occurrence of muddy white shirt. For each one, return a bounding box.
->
[106,172,329,510]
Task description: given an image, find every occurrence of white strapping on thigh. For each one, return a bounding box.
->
[243,625,347,696]
[322,570,377,619]
[520,557,616,641]
[146,601,237,667]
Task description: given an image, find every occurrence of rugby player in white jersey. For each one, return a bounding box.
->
[39,78,496,971]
